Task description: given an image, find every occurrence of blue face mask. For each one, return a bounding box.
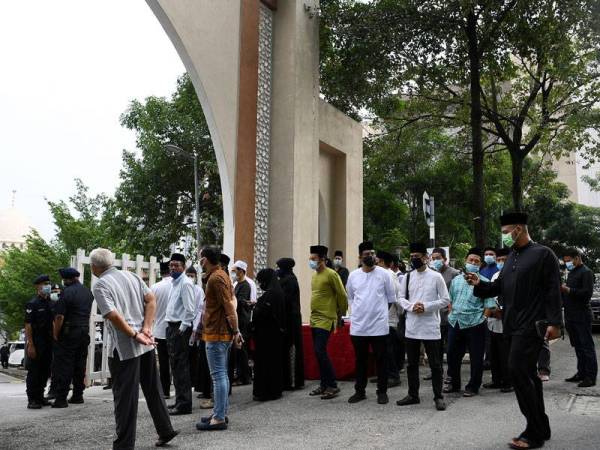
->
[497,262,504,271]
[565,261,574,271]
[484,255,496,265]
[431,260,444,271]
[309,260,319,271]
[41,285,52,295]
[171,271,183,280]
[465,263,480,273]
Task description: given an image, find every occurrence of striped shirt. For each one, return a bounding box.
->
[448,273,496,329]
[93,267,152,360]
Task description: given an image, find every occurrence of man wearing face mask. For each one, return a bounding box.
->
[333,250,350,287]
[346,244,397,405]
[308,245,348,400]
[51,268,94,408]
[396,243,450,411]
[466,212,562,450]
[165,253,196,415]
[444,249,496,397]
[24,275,54,409]
[481,247,500,280]
[229,261,252,386]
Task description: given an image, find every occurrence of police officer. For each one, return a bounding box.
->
[51,268,94,408]
[25,274,54,409]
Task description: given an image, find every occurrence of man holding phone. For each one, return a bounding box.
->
[465,212,561,450]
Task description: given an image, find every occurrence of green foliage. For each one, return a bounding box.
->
[0,232,69,338]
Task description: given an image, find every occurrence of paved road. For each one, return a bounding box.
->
[0,338,598,449]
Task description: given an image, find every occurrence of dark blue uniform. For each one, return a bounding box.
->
[52,280,94,404]
[25,295,54,405]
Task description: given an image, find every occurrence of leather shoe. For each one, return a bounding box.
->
[483,382,502,389]
[377,392,389,405]
[27,401,42,409]
[155,430,179,447]
[577,378,596,388]
[348,392,366,403]
[396,395,420,406]
[68,396,84,404]
[167,403,177,409]
[52,400,69,408]
[200,415,229,424]
[565,374,583,383]
[196,420,228,431]
[435,398,446,411]
[41,397,51,406]
[169,408,192,416]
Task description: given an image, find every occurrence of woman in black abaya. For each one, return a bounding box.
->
[251,268,286,401]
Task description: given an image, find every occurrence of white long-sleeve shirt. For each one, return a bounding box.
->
[399,267,450,340]
[150,276,172,340]
[191,284,206,332]
[347,266,397,336]
[165,274,196,332]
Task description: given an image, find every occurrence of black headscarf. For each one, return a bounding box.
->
[254,268,286,333]
[276,257,295,276]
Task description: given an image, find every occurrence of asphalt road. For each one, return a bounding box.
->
[0,337,598,450]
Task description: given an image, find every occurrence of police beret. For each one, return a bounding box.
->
[33,274,50,285]
[58,267,80,279]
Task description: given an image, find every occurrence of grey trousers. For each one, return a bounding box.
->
[110,349,174,450]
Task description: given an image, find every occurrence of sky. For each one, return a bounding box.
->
[0,0,185,240]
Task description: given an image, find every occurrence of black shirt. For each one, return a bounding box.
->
[474,241,562,336]
[54,280,94,327]
[25,295,54,344]
[336,266,350,287]
[564,264,594,318]
[235,279,252,327]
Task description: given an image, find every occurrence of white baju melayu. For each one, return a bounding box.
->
[150,276,171,340]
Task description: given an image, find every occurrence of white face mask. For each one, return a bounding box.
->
[50,292,59,301]
[333,258,343,267]
[231,273,238,283]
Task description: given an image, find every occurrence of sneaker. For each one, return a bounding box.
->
[396,395,420,406]
[377,392,389,405]
[577,378,596,388]
[199,399,214,409]
[434,398,446,411]
[565,374,583,383]
[348,392,366,403]
[321,387,340,400]
[538,373,550,382]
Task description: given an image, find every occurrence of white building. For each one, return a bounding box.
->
[0,206,33,251]
[553,153,600,208]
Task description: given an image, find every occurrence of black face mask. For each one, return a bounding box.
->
[362,255,376,267]
[410,257,424,270]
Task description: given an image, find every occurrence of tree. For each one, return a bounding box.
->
[113,74,222,259]
[320,0,600,239]
[0,232,69,337]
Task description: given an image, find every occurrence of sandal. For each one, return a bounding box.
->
[508,437,544,449]
[309,386,325,396]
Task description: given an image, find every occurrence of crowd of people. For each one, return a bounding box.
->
[18,211,598,450]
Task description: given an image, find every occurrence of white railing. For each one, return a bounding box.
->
[71,249,159,385]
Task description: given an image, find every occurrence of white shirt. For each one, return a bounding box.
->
[150,276,172,340]
[191,284,206,332]
[487,271,503,333]
[346,266,397,336]
[399,268,450,340]
[165,274,196,331]
[247,277,257,303]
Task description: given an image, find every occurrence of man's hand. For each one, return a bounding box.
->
[26,343,37,360]
[545,325,560,341]
[233,332,244,349]
[135,332,155,346]
[493,309,503,320]
[464,272,480,286]
[413,302,425,314]
[560,284,570,294]
[141,326,153,338]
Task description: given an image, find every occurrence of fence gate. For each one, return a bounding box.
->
[71,249,159,386]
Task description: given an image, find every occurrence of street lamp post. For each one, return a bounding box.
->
[165,144,201,251]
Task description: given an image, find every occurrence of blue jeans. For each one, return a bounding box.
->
[206,341,231,420]
[311,327,337,389]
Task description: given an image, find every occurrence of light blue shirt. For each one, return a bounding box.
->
[165,274,196,332]
[448,273,496,329]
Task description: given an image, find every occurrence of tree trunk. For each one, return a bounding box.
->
[466,12,487,247]
[511,151,524,211]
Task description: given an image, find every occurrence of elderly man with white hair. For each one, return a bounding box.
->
[90,248,178,449]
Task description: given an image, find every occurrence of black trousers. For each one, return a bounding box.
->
[155,338,171,397]
[386,327,401,379]
[197,340,212,398]
[447,322,486,392]
[53,327,90,401]
[25,341,52,403]
[351,335,387,394]
[406,338,443,400]
[109,349,174,450]
[166,323,192,411]
[439,323,449,373]
[508,334,551,442]
[565,316,598,381]
[490,331,511,387]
